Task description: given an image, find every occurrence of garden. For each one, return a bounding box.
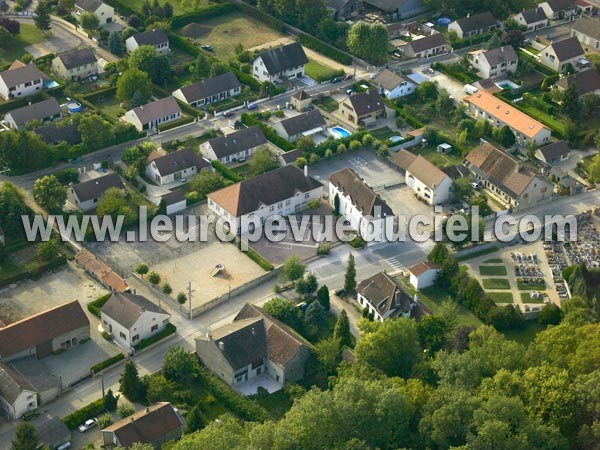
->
[0,23,45,69]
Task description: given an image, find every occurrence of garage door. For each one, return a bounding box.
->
[36,340,53,359]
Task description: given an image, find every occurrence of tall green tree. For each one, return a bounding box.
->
[119,361,144,402]
[316,284,330,311]
[108,31,124,55]
[129,45,171,84]
[11,423,40,450]
[32,175,67,213]
[263,297,303,331]
[186,404,206,434]
[116,68,153,103]
[249,147,277,176]
[77,114,112,150]
[80,12,99,30]
[34,1,52,31]
[346,22,388,65]
[282,256,306,282]
[344,253,357,293]
[163,346,196,381]
[333,309,352,348]
[562,83,580,120]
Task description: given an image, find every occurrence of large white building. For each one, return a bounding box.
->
[0,63,44,101]
[467,46,518,79]
[100,292,171,351]
[329,167,394,244]
[356,272,417,322]
[252,42,308,84]
[405,155,453,205]
[207,165,323,235]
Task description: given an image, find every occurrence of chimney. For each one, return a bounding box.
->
[413,293,419,304]
[515,161,522,173]
[145,407,149,413]
[218,341,225,351]
[304,165,308,177]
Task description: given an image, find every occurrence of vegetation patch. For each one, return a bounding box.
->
[482,278,511,290]
[520,292,546,303]
[479,265,508,276]
[517,280,546,290]
[87,293,112,317]
[91,353,125,374]
[456,246,499,262]
[488,292,514,304]
[304,61,344,83]
[134,323,177,351]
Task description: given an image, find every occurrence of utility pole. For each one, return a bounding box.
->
[187,281,194,320]
[101,370,105,398]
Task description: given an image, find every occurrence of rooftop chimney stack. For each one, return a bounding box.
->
[218,341,225,351]
[304,165,308,177]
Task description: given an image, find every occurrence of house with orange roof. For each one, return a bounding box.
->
[463,91,552,147]
[207,165,323,235]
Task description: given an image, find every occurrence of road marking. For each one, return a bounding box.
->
[385,257,405,270]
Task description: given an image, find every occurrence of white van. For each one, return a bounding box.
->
[464,84,479,95]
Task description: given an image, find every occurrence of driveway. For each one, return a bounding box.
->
[23,22,87,58]
[330,293,361,339]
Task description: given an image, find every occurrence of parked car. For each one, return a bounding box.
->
[56,442,72,450]
[471,182,480,189]
[78,418,97,433]
[201,44,214,52]
[346,88,354,95]
[343,73,353,81]
[331,76,343,83]
[246,103,258,110]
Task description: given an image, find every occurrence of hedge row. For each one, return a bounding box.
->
[449,32,495,50]
[240,113,295,151]
[195,363,270,422]
[87,293,112,317]
[168,3,237,28]
[159,115,195,132]
[297,33,352,65]
[517,50,557,77]
[243,245,274,271]
[63,398,106,430]
[0,93,46,115]
[211,160,242,183]
[79,86,117,103]
[383,98,425,129]
[102,0,137,17]
[91,353,125,374]
[432,62,478,84]
[134,323,176,351]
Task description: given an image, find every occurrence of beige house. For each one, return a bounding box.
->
[465,141,553,210]
[52,48,97,81]
[75,0,114,25]
[339,89,385,126]
[196,303,313,394]
[291,89,312,111]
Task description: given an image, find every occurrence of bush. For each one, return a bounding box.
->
[348,235,366,248]
[91,353,125,374]
[117,402,135,419]
[63,398,106,429]
[240,114,295,151]
[383,98,424,129]
[134,323,177,351]
[432,62,477,84]
[211,160,242,182]
[87,293,112,317]
[317,243,331,255]
[242,244,274,271]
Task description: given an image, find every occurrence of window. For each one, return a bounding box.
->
[304,193,309,198]
[132,335,139,342]
[163,319,169,324]
[120,332,126,339]
[151,324,158,332]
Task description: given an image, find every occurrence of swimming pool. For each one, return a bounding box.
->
[390,135,402,143]
[44,80,59,89]
[330,126,351,139]
[495,80,520,90]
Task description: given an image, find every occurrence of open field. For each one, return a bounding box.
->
[177,12,285,61]
[0,24,46,68]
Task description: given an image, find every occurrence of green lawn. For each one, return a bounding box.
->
[0,257,22,283]
[0,24,46,68]
[520,292,546,303]
[123,0,199,15]
[488,292,514,303]
[371,126,398,141]
[304,60,343,83]
[456,246,499,262]
[177,12,285,61]
[483,258,503,263]
[316,96,339,113]
[93,94,125,121]
[231,163,251,179]
[517,280,546,290]
[482,278,511,290]
[479,265,508,276]
[502,321,546,345]
[411,145,464,168]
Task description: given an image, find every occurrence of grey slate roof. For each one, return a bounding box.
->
[571,16,600,41]
[130,29,169,46]
[346,89,384,117]
[102,292,168,329]
[362,0,408,12]
[548,36,584,61]
[176,72,241,104]
[35,122,81,145]
[544,0,575,12]
[373,69,405,91]
[37,417,71,449]
[206,126,267,159]
[329,167,393,218]
[0,363,35,404]
[279,148,302,165]
[208,165,322,216]
[258,42,308,75]
[555,68,600,95]
[0,64,44,89]
[520,7,548,23]
[357,272,414,319]
[407,33,448,53]
[56,48,97,70]
[211,317,268,370]
[5,98,61,128]
[481,45,518,66]
[147,147,208,176]
[161,189,186,206]
[278,109,326,137]
[130,97,181,125]
[75,0,103,11]
[453,12,497,33]
[538,141,570,161]
[71,173,124,202]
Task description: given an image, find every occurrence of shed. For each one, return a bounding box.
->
[437,143,452,154]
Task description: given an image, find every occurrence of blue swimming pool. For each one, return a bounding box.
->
[390,135,402,143]
[330,126,351,139]
[44,80,59,89]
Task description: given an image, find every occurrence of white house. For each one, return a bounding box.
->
[513,7,549,31]
[409,261,439,290]
[272,109,327,143]
[538,0,577,19]
[100,292,171,351]
[75,0,114,25]
[539,36,585,73]
[172,72,241,108]
[252,42,308,84]
[68,173,125,212]
[535,140,570,164]
[467,46,518,79]
[0,363,38,420]
[448,12,499,39]
[405,156,453,205]
[145,147,210,186]
[125,29,170,54]
[124,97,181,132]
[570,15,600,52]
[329,167,394,244]
[400,33,450,59]
[356,272,417,321]
[201,125,267,164]
[554,68,600,97]
[464,91,552,146]
[0,63,44,101]
[207,165,323,235]
[4,98,62,130]
[161,190,187,215]
[372,69,417,99]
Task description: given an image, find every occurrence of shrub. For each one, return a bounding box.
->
[317,243,331,255]
[162,282,173,295]
[242,245,274,271]
[348,235,366,248]
[134,323,177,351]
[91,354,125,374]
[117,402,135,419]
[87,293,112,317]
[63,398,106,429]
[211,160,242,182]
[308,198,321,209]
[96,412,113,428]
[102,331,114,341]
[240,114,295,151]
[177,292,187,304]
